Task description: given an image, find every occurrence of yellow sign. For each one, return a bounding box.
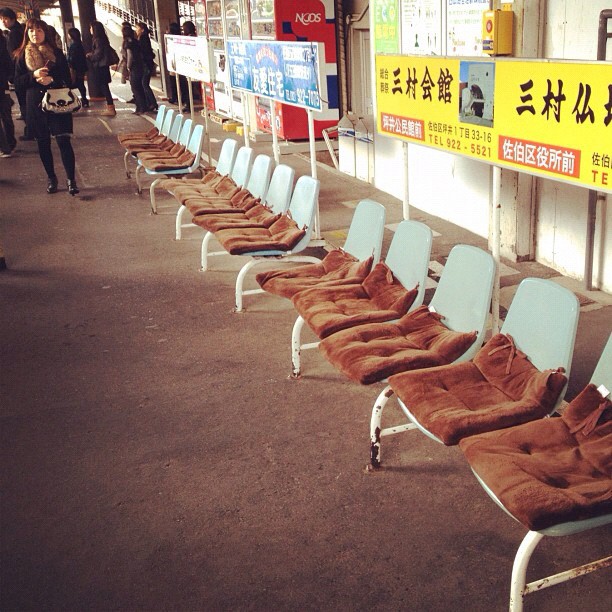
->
[376,55,612,193]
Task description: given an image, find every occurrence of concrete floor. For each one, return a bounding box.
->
[1,82,611,611]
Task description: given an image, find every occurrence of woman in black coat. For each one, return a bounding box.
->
[14,18,79,195]
[121,25,147,114]
[135,22,157,111]
[86,21,117,117]
[66,27,89,107]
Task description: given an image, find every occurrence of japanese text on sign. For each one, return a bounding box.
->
[376,54,612,193]
[227,40,323,111]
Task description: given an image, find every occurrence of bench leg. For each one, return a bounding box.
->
[135,165,144,195]
[176,205,186,240]
[150,178,163,214]
[124,151,132,178]
[291,315,306,378]
[509,531,543,612]
[201,231,215,271]
[370,385,395,468]
[235,258,258,312]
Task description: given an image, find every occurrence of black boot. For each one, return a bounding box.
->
[47,176,58,194]
[67,179,79,196]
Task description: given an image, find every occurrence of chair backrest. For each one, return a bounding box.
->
[263,164,295,214]
[230,146,254,188]
[591,333,612,388]
[384,220,433,310]
[429,244,496,361]
[168,113,183,142]
[177,118,192,146]
[245,154,273,201]
[185,124,205,171]
[342,199,386,264]
[501,277,579,376]
[287,175,321,252]
[159,109,175,137]
[216,139,238,176]
[153,105,166,130]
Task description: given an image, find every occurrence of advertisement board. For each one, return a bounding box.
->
[164,35,212,82]
[227,40,324,111]
[376,54,612,193]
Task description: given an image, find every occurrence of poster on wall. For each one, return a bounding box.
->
[376,54,612,194]
[401,0,442,55]
[447,0,491,56]
[373,0,400,54]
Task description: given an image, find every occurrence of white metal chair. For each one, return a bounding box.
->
[291,218,432,378]
[175,146,256,239]
[370,275,579,468]
[461,333,611,612]
[136,118,192,164]
[223,175,321,312]
[122,107,175,178]
[200,163,295,270]
[137,123,205,213]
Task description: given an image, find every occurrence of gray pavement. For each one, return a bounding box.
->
[1,80,611,611]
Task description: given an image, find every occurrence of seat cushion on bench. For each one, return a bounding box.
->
[386,333,568,445]
[291,262,419,340]
[140,151,196,172]
[256,249,374,300]
[124,135,170,153]
[215,214,306,255]
[173,175,241,205]
[118,126,158,144]
[193,203,280,232]
[459,383,612,531]
[159,170,222,193]
[186,191,260,216]
[318,305,477,384]
[137,143,186,162]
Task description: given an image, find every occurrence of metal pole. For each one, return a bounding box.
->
[402,141,410,220]
[270,102,280,164]
[203,106,212,165]
[187,77,195,119]
[308,109,320,239]
[242,92,250,147]
[491,165,502,334]
[176,73,183,111]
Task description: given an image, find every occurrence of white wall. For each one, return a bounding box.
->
[536,0,612,291]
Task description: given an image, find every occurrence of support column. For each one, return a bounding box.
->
[153,0,180,98]
[58,0,74,44]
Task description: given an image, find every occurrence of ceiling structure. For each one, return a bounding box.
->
[1,1,60,17]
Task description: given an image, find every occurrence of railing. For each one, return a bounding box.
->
[95,1,158,42]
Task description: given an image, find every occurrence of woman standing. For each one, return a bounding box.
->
[121,25,147,115]
[86,21,117,117]
[14,18,79,195]
[66,27,89,107]
[135,22,157,111]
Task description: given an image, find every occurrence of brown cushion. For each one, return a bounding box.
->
[319,305,477,384]
[193,203,280,232]
[386,333,568,445]
[187,191,260,216]
[459,383,612,530]
[125,135,169,153]
[256,249,374,300]
[118,126,158,144]
[291,262,419,340]
[159,170,221,193]
[137,143,186,162]
[140,151,195,172]
[215,214,306,256]
[173,175,240,204]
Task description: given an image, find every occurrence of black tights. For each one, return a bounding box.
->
[37,135,76,182]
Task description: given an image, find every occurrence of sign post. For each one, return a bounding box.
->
[227,40,326,229]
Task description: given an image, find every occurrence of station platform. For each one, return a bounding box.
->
[1,79,610,611]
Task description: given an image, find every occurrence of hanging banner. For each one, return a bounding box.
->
[376,54,612,193]
[164,35,212,81]
[226,40,324,111]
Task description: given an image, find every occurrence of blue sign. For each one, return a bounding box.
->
[227,40,323,112]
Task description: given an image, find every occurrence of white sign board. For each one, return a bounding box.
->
[165,35,212,82]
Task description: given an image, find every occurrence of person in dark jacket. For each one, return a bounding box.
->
[86,21,117,116]
[14,18,79,194]
[121,25,146,114]
[0,29,15,155]
[0,7,28,136]
[135,22,157,111]
[66,27,88,107]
